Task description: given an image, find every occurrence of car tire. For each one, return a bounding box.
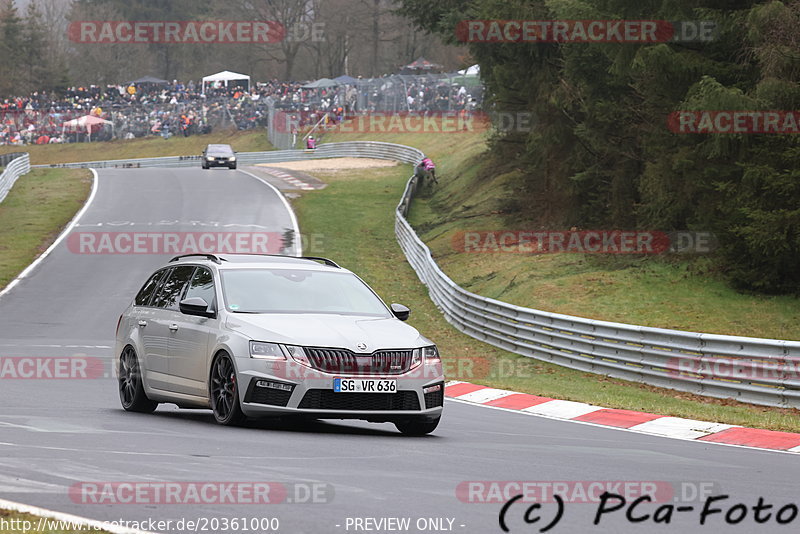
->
[229,164,237,170]
[394,416,440,436]
[209,352,246,426]
[202,164,208,169]
[118,346,158,413]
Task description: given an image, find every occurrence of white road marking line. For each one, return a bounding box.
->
[76,221,274,229]
[0,474,65,494]
[0,343,112,349]
[237,170,302,257]
[0,441,396,461]
[0,169,98,302]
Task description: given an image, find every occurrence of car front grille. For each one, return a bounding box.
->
[305,347,414,375]
[298,389,421,411]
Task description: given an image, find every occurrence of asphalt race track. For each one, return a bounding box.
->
[0,167,798,534]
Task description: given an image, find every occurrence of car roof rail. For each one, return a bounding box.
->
[193,253,340,268]
[300,256,340,268]
[169,253,222,264]
[218,254,340,268]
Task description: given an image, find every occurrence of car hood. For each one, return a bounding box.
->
[225,313,430,352]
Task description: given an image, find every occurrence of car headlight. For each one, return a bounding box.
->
[423,345,441,364]
[285,345,312,368]
[249,341,285,360]
[411,348,422,368]
[205,156,214,161]
[229,156,236,161]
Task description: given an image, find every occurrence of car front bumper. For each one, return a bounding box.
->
[204,158,235,167]
[235,356,444,421]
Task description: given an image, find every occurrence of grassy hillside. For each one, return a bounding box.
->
[325,128,800,341]
[291,163,800,432]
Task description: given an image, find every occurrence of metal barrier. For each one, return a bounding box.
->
[36,141,800,408]
[0,153,31,203]
[395,170,800,409]
[34,141,423,170]
[0,151,26,168]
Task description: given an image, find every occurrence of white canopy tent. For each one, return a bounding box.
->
[457,64,480,76]
[201,70,251,94]
[62,115,113,142]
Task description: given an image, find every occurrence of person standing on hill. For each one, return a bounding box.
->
[422,157,437,183]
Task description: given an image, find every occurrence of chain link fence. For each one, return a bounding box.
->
[264,73,485,150]
[351,73,483,114]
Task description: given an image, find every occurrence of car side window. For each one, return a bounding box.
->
[184,267,215,308]
[134,270,166,307]
[152,266,195,310]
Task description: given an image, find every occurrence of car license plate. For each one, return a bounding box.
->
[334,378,397,393]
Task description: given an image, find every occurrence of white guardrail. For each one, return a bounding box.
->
[33,141,424,169]
[0,153,31,203]
[33,141,800,408]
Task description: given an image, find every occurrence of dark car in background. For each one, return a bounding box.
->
[202,144,237,170]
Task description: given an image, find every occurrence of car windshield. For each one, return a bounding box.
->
[206,145,233,155]
[220,268,391,316]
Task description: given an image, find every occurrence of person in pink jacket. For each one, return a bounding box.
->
[421,157,437,183]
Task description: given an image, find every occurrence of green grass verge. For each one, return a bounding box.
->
[323,128,800,341]
[0,129,272,166]
[0,509,110,534]
[292,164,800,432]
[0,168,92,289]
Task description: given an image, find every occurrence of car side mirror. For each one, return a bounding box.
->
[390,303,410,321]
[180,297,215,318]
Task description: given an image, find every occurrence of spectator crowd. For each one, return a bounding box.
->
[0,73,482,146]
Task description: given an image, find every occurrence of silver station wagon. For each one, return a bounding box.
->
[115,254,444,435]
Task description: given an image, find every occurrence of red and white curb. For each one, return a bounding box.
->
[445,381,800,454]
[257,167,316,190]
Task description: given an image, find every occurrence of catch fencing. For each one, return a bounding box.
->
[350,73,483,114]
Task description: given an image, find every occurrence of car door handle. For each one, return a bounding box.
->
[138,320,147,327]
[169,324,179,332]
